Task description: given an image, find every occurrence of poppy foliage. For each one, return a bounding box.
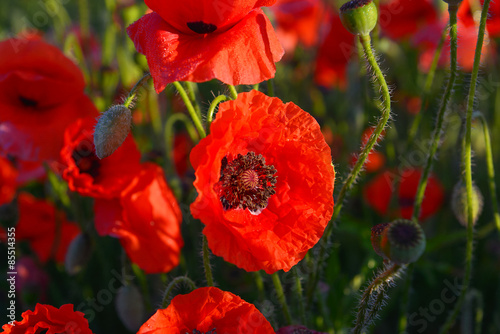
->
[190,90,334,274]
[1,303,93,334]
[137,287,274,334]
[127,0,284,93]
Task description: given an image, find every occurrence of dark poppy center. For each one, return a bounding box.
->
[399,196,414,208]
[215,151,277,214]
[72,142,101,179]
[187,21,217,34]
[19,96,38,108]
[389,223,420,248]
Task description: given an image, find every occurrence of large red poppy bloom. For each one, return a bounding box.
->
[1,303,93,334]
[190,90,335,274]
[127,0,284,93]
[0,37,99,181]
[15,193,81,264]
[363,168,444,221]
[59,118,142,199]
[94,163,183,274]
[137,287,274,334]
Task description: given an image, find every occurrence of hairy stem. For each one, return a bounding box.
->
[172,81,206,139]
[161,276,197,308]
[123,72,151,108]
[271,272,292,325]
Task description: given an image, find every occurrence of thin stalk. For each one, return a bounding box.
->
[123,73,151,108]
[202,236,214,287]
[292,267,307,325]
[412,5,459,221]
[252,83,259,91]
[271,272,292,325]
[172,81,207,138]
[253,271,266,303]
[307,31,392,305]
[477,114,500,231]
[398,263,414,332]
[185,82,202,117]
[161,276,197,308]
[267,79,275,97]
[227,84,239,100]
[439,0,491,331]
[78,0,90,40]
[207,95,229,128]
[353,263,404,334]
[164,113,200,175]
[407,26,447,147]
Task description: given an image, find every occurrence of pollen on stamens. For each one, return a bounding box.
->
[215,151,277,213]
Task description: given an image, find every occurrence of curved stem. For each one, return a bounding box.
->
[271,272,292,325]
[164,112,200,175]
[307,32,392,305]
[185,81,202,117]
[172,81,207,138]
[439,0,490,331]
[202,235,214,287]
[477,114,500,231]
[161,276,197,308]
[207,95,229,128]
[227,84,238,100]
[412,5,458,221]
[123,73,151,108]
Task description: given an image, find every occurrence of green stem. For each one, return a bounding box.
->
[164,113,200,175]
[267,79,275,97]
[207,95,229,128]
[307,32,392,305]
[271,272,292,325]
[227,84,238,100]
[78,0,90,40]
[172,81,207,138]
[252,83,260,91]
[398,263,414,332]
[439,0,490,331]
[407,26,447,147]
[185,82,202,117]
[292,267,307,325]
[202,236,214,287]
[253,271,266,303]
[161,276,197,308]
[412,5,458,221]
[123,73,151,108]
[131,263,152,312]
[353,264,404,334]
[477,114,500,232]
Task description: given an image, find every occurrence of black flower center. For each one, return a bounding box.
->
[215,151,277,213]
[187,21,217,34]
[19,96,38,108]
[388,222,421,248]
[72,141,101,178]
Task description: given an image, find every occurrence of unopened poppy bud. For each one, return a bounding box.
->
[339,0,378,36]
[116,284,145,332]
[451,182,483,227]
[372,219,426,265]
[65,233,92,275]
[94,105,132,159]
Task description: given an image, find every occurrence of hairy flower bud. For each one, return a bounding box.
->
[340,0,378,36]
[65,233,92,275]
[94,105,132,159]
[451,181,483,227]
[116,284,145,332]
[371,219,426,265]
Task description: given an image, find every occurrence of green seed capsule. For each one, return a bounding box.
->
[451,181,483,227]
[339,0,378,36]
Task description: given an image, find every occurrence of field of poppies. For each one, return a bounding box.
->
[1,0,500,333]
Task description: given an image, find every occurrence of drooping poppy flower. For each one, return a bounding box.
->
[127,0,284,93]
[0,156,18,206]
[0,37,99,181]
[15,193,81,264]
[137,287,274,333]
[276,325,328,334]
[314,10,355,90]
[190,90,335,274]
[379,0,438,41]
[270,0,326,52]
[94,163,183,274]
[363,168,444,221]
[58,118,142,199]
[1,303,93,334]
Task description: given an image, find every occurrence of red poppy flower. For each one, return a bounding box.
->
[94,163,183,274]
[190,90,334,274]
[137,287,274,333]
[270,0,326,52]
[363,168,444,221]
[0,37,99,181]
[173,132,194,176]
[2,303,93,334]
[59,118,142,199]
[15,193,81,264]
[0,156,18,206]
[314,11,355,90]
[379,0,438,41]
[458,0,500,38]
[127,1,284,93]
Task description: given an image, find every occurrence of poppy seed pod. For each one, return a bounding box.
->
[451,181,483,227]
[371,219,426,265]
[94,105,132,159]
[116,284,145,332]
[339,0,378,36]
[65,233,92,275]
